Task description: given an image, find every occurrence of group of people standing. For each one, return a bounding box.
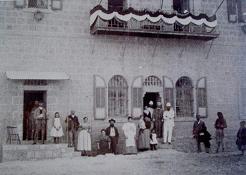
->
[28,100,246,156]
[193,112,246,155]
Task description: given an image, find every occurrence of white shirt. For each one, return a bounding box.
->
[163,108,175,127]
[110,127,116,137]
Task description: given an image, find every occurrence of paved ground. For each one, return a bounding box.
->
[0,150,245,175]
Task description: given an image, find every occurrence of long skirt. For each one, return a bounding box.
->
[215,129,224,143]
[77,130,91,151]
[138,129,150,150]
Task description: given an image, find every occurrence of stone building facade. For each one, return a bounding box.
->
[0,0,246,153]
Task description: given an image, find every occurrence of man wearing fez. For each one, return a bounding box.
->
[65,110,80,148]
[33,102,47,144]
[152,101,164,138]
[163,102,175,144]
[106,119,119,154]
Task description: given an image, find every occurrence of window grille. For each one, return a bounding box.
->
[176,76,193,117]
[144,76,162,87]
[24,80,48,86]
[28,0,48,9]
[108,75,128,117]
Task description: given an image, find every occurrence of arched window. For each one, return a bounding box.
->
[144,76,162,87]
[108,75,128,117]
[176,76,193,117]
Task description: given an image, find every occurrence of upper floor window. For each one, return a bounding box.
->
[28,0,48,9]
[108,0,124,11]
[227,0,246,23]
[173,0,190,13]
[15,0,63,11]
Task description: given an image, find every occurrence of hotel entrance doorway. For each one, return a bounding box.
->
[23,91,47,140]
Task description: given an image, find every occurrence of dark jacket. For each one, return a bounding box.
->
[193,120,206,138]
[65,115,80,131]
[215,118,227,129]
[237,127,246,146]
[105,126,119,143]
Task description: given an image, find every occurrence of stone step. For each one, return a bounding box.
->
[1,144,76,162]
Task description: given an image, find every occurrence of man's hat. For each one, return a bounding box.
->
[109,118,116,123]
[149,101,153,105]
[166,102,171,107]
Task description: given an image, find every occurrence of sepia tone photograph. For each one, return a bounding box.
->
[0,0,246,174]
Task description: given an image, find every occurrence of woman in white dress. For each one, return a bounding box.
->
[77,117,92,156]
[50,112,64,144]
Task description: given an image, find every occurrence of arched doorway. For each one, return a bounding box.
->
[176,76,193,117]
[143,76,162,109]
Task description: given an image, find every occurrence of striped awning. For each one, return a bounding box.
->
[6,71,70,80]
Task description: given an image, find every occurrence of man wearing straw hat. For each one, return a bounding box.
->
[105,118,119,154]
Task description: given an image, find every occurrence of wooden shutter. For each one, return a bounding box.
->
[196,77,207,118]
[227,0,238,23]
[94,75,106,120]
[163,76,174,107]
[239,85,246,119]
[131,76,143,118]
[238,0,246,22]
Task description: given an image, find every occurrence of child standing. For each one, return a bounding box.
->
[50,112,64,144]
[150,129,158,150]
[236,121,246,155]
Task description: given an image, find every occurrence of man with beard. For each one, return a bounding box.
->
[152,102,164,138]
[105,119,119,154]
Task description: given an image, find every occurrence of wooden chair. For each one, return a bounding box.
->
[6,126,21,144]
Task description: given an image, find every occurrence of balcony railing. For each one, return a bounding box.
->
[90,6,219,41]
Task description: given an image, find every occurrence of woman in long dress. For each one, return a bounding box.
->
[50,112,64,144]
[77,117,92,156]
[138,115,151,151]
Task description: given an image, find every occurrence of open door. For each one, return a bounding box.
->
[23,91,47,140]
[94,75,107,120]
[131,76,143,118]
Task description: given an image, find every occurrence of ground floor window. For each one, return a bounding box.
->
[176,76,193,117]
[108,75,128,117]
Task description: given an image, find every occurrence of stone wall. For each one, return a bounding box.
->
[0,0,245,153]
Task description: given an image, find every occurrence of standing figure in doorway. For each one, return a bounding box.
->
[50,112,64,144]
[65,110,80,148]
[147,101,154,119]
[105,119,119,154]
[77,117,92,156]
[122,116,137,154]
[163,102,175,144]
[152,102,164,138]
[214,112,227,153]
[33,102,47,144]
[30,100,39,140]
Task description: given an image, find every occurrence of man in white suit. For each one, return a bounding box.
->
[163,102,175,144]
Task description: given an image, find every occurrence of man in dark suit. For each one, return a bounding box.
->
[193,114,210,153]
[65,110,80,148]
[105,119,119,154]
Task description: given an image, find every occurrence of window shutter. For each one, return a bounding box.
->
[196,77,207,118]
[132,76,143,118]
[94,75,107,120]
[163,76,174,107]
[227,0,238,23]
[239,87,246,119]
[238,0,246,23]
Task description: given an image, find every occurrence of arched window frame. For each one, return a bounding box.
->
[196,77,207,118]
[94,75,107,120]
[108,75,128,117]
[175,76,194,117]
